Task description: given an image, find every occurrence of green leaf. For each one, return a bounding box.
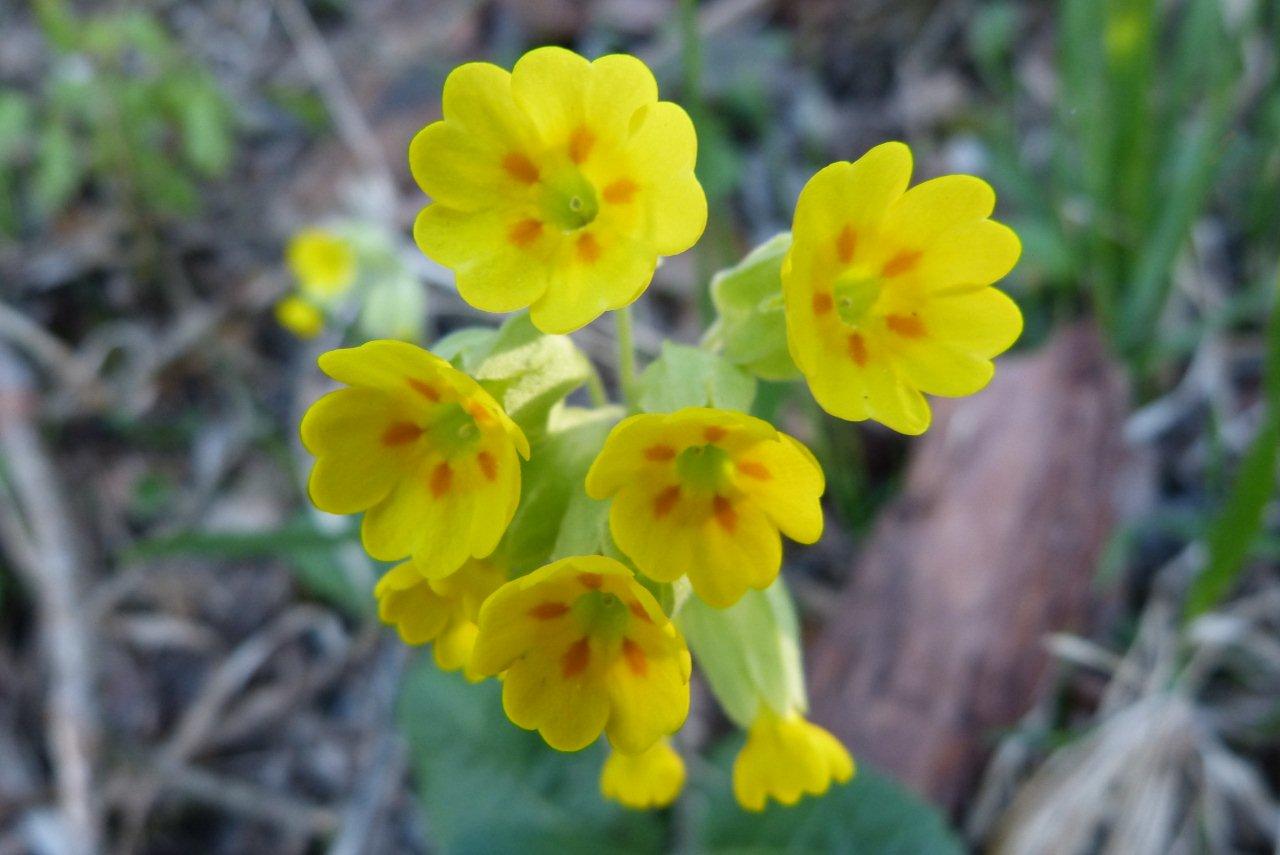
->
[708,233,797,380]
[32,121,81,218]
[173,74,234,177]
[636,342,757,414]
[397,659,664,854]
[432,326,498,367]
[358,273,427,342]
[0,90,33,162]
[693,746,964,855]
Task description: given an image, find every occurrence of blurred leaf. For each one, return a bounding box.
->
[0,91,33,162]
[359,273,427,342]
[434,326,499,367]
[173,75,234,176]
[398,660,664,854]
[32,121,80,218]
[709,232,798,380]
[636,341,756,414]
[693,744,964,855]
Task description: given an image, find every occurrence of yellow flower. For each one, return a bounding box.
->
[733,708,855,811]
[470,555,691,753]
[585,408,824,608]
[782,141,1022,435]
[287,229,357,299]
[374,558,506,680]
[410,46,707,334]
[600,739,685,810]
[275,295,324,339]
[301,340,530,576]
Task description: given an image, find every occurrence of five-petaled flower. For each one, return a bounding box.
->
[470,555,692,753]
[585,408,824,608]
[410,46,707,334]
[374,558,506,681]
[600,739,686,810]
[287,228,357,299]
[783,141,1022,435]
[733,707,854,811]
[301,340,530,576]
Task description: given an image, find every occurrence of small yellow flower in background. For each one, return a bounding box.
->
[287,228,357,300]
[275,295,324,339]
[410,46,707,334]
[783,141,1022,435]
[375,558,506,680]
[301,340,530,576]
[732,708,854,811]
[585,408,824,608]
[470,555,691,753]
[600,739,685,810]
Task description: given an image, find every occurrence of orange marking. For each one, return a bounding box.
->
[622,638,648,677]
[885,314,926,338]
[568,126,595,164]
[576,232,601,264]
[602,179,638,204]
[847,333,868,366]
[477,451,497,481]
[836,225,857,263]
[737,461,771,480]
[644,445,676,462]
[430,462,453,498]
[529,602,570,620]
[407,379,440,401]
[881,249,922,277]
[712,495,737,533]
[704,426,727,443]
[629,601,652,622]
[812,293,834,316]
[579,573,603,589]
[502,152,539,184]
[382,422,423,446]
[508,218,542,248]
[465,401,492,424]
[562,638,591,677]
[654,485,681,518]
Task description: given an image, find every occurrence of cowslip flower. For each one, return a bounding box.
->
[584,408,824,608]
[287,228,357,300]
[470,555,691,753]
[301,340,529,575]
[374,558,505,680]
[600,739,685,810]
[782,141,1022,435]
[275,295,324,339]
[410,46,707,334]
[733,707,854,811]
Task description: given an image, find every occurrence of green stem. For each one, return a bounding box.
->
[615,306,637,409]
[585,362,608,407]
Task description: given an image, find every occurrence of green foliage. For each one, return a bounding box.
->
[635,341,757,414]
[707,232,798,381]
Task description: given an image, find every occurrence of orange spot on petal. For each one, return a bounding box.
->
[579,573,603,589]
[465,401,492,424]
[407,379,440,401]
[847,333,868,366]
[644,445,676,462]
[712,495,737,532]
[622,638,648,677]
[576,233,601,264]
[562,637,590,677]
[812,293,834,316]
[629,601,652,622]
[382,422,422,446]
[882,249,922,278]
[654,485,681,518]
[508,218,542,248]
[568,126,595,164]
[502,152,539,184]
[529,602,570,620]
[836,225,857,264]
[430,462,453,498]
[603,179,638,204]
[477,451,497,481]
[704,426,727,443]
[885,313,926,338]
[737,461,771,480]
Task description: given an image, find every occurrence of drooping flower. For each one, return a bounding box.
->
[374,558,506,680]
[301,340,529,576]
[600,739,685,810]
[732,707,854,811]
[275,294,325,339]
[410,46,707,334]
[585,408,824,608]
[783,141,1022,435]
[287,228,357,300]
[470,555,691,753]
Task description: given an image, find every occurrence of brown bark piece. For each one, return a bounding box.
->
[808,323,1132,813]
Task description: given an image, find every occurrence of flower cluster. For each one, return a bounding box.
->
[298,45,1020,814]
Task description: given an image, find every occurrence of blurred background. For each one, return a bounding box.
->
[1,0,1279,852]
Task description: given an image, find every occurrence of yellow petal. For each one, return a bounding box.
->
[433,619,480,677]
[585,54,659,150]
[879,174,995,248]
[275,295,324,339]
[510,46,590,143]
[791,142,912,240]
[527,232,656,334]
[600,740,686,810]
[862,363,933,436]
[732,711,855,811]
[623,101,705,254]
[374,562,451,645]
[915,219,1022,291]
[604,643,691,754]
[316,339,452,395]
[735,435,825,544]
[502,642,611,751]
[287,229,356,297]
[439,61,537,154]
[409,121,520,212]
[301,388,411,514]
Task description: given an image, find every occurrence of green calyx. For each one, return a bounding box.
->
[572,589,631,641]
[833,269,883,326]
[426,402,481,453]
[676,443,734,491]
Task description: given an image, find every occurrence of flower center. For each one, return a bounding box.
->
[675,444,734,492]
[571,590,630,641]
[832,268,883,326]
[425,402,481,455]
[539,167,599,231]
